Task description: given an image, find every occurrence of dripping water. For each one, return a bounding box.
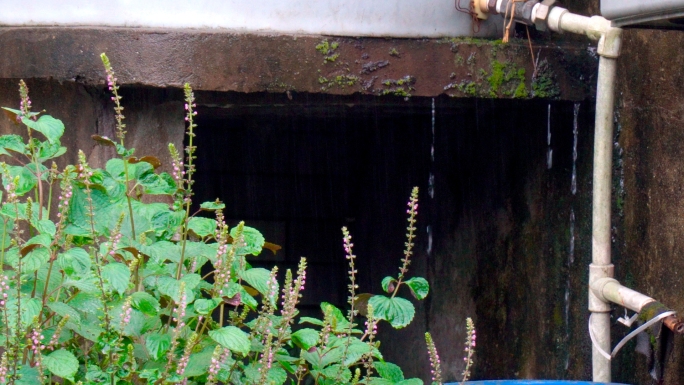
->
[427,98,436,255]
[569,209,575,264]
[428,98,436,199]
[571,103,580,195]
[547,104,553,169]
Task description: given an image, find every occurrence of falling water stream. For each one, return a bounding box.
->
[426,98,436,256]
[564,102,581,371]
[571,103,580,195]
[547,104,553,169]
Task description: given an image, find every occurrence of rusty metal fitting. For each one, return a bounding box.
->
[663,314,684,334]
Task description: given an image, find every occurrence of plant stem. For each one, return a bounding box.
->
[123,158,136,240]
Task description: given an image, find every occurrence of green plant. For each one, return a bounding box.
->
[0,55,434,385]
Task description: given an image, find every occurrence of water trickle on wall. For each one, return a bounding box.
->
[427,98,436,256]
[547,104,553,169]
[571,103,580,195]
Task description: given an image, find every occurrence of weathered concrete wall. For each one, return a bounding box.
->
[0,80,184,176]
[615,29,684,385]
[0,28,594,100]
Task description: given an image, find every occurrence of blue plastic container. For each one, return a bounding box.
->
[452,381,630,385]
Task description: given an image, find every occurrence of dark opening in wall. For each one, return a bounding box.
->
[189,92,593,381]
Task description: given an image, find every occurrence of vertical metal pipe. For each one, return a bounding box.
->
[590,55,618,383]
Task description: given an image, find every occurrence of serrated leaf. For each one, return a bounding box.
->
[239,267,274,298]
[188,217,217,238]
[194,298,221,315]
[0,134,26,155]
[200,200,225,211]
[22,115,65,143]
[5,246,49,273]
[291,328,320,351]
[140,240,181,264]
[381,276,397,293]
[15,365,40,385]
[35,219,56,237]
[230,225,264,256]
[183,345,215,377]
[368,295,415,329]
[396,379,423,385]
[1,165,36,196]
[130,292,160,316]
[404,277,429,300]
[63,276,99,294]
[57,247,91,275]
[25,233,52,248]
[156,275,196,304]
[375,362,404,382]
[138,171,176,195]
[146,333,171,360]
[47,302,82,324]
[299,316,324,326]
[43,349,78,380]
[102,262,131,295]
[209,326,250,356]
[321,302,350,331]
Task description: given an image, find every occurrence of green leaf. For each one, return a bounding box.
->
[130,292,161,316]
[310,364,351,384]
[25,233,51,248]
[36,140,67,162]
[15,365,40,385]
[68,319,105,342]
[239,267,274,298]
[321,302,350,331]
[146,333,171,360]
[194,298,221,315]
[57,247,91,275]
[5,246,49,273]
[299,316,324,326]
[381,276,397,293]
[230,225,265,256]
[47,302,82,324]
[188,217,217,238]
[396,379,424,385]
[1,165,36,196]
[138,172,177,195]
[209,326,250,356]
[22,115,65,143]
[43,349,78,380]
[156,275,197,304]
[183,345,215,377]
[35,219,56,237]
[0,134,26,155]
[63,277,99,294]
[291,328,320,351]
[244,363,287,385]
[404,277,429,300]
[341,339,382,366]
[140,241,181,264]
[375,362,404,382]
[368,295,415,329]
[102,262,131,295]
[200,200,225,211]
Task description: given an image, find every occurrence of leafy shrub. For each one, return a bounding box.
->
[0,54,433,385]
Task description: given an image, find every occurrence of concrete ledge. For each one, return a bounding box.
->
[0,27,596,100]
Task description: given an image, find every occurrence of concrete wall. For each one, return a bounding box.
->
[614,28,684,385]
